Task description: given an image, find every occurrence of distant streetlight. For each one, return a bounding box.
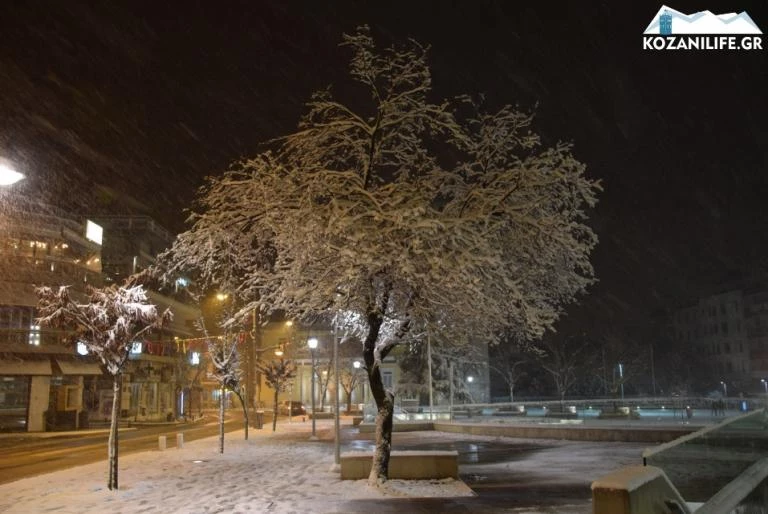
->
[720,381,728,397]
[215,292,228,301]
[618,363,625,401]
[308,337,318,440]
[0,164,24,186]
[762,379,767,394]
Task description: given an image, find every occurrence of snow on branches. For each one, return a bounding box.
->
[160,26,600,481]
[36,284,171,376]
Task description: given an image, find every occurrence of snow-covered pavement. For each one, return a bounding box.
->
[0,419,647,513]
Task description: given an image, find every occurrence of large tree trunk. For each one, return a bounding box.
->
[218,386,225,454]
[107,374,121,490]
[367,366,394,485]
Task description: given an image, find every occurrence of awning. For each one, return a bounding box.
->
[55,359,103,376]
[0,359,53,376]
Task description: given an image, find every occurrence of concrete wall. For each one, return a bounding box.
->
[27,376,50,432]
[591,465,691,514]
[340,451,459,480]
[433,422,695,444]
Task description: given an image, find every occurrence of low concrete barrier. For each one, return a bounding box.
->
[434,422,695,443]
[358,422,435,433]
[591,465,691,514]
[340,450,459,480]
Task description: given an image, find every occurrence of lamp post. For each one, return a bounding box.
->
[618,363,624,401]
[0,164,24,186]
[353,360,364,406]
[721,380,727,398]
[762,379,767,394]
[308,337,318,440]
[333,323,340,467]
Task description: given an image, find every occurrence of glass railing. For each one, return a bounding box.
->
[643,408,768,503]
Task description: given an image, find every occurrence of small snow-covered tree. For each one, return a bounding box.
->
[161,27,600,484]
[255,359,296,431]
[204,328,246,451]
[36,284,170,490]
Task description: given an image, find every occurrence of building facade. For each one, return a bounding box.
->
[0,201,201,431]
[672,284,768,394]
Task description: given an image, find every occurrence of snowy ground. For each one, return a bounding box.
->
[0,420,647,513]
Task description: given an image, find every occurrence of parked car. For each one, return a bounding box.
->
[279,401,307,416]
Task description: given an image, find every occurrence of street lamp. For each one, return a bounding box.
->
[353,360,365,406]
[308,337,318,440]
[761,379,767,394]
[618,363,625,401]
[0,164,24,186]
[720,381,727,397]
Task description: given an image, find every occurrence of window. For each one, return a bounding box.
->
[382,371,393,389]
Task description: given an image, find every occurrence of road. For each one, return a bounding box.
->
[0,415,249,485]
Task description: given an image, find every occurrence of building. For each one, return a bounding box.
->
[0,200,201,431]
[672,282,768,394]
[0,198,105,431]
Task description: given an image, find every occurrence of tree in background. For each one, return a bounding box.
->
[488,339,530,403]
[256,359,296,431]
[338,337,366,412]
[160,27,600,484]
[36,284,170,490]
[533,333,594,408]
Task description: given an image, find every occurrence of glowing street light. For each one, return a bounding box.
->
[720,381,728,397]
[0,164,24,186]
[761,379,767,394]
[308,337,318,440]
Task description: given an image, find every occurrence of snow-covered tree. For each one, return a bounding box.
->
[204,328,246,451]
[36,284,171,490]
[255,358,296,431]
[160,27,599,484]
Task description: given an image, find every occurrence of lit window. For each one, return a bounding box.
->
[85,220,103,245]
[190,352,200,365]
[76,342,88,355]
[130,342,142,354]
[28,324,40,346]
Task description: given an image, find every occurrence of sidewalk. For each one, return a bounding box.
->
[0,419,476,514]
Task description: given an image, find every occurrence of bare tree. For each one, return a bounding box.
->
[489,342,530,403]
[255,359,296,431]
[338,339,366,412]
[534,334,594,407]
[160,27,600,484]
[36,284,170,490]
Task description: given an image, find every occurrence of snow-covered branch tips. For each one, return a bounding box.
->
[35,284,172,376]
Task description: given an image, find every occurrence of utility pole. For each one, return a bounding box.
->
[427,333,434,421]
[333,322,341,467]
[650,344,656,397]
[449,361,454,421]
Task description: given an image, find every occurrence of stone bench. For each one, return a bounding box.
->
[340,450,459,480]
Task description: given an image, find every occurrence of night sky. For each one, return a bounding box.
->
[1,1,767,333]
